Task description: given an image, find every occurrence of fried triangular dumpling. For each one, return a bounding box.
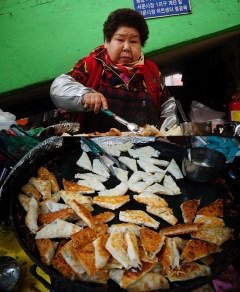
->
[93,233,110,269]
[166,262,211,282]
[99,144,121,156]
[60,240,85,275]
[158,211,178,226]
[48,172,60,193]
[58,190,92,205]
[163,175,181,195]
[131,146,160,158]
[190,226,233,245]
[181,239,222,262]
[160,223,203,236]
[92,195,130,210]
[134,192,168,208]
[115,167,129,182]
[67,199,95,228]
[172,237,189,251]
[144,183,173,196]
[76,151,92,171]
[118,156,138,172]
[146,206,178,226]
[76,211,115,227]
[120,262,157,289]
[29,177,52,199]
[124,230,141,268]
[70,224,108,249]
[92,158,110,177]
[25,197,39,234]
[18,193,31,212]
[157,237,180,274]
[51,239,76,279]
[180,199,200,223]
[98,182,128,197]
[62,178,94,194]
[165,159,183,179]
[105,228,131,270]
[128,171,151,182]
[126,272,170,292]
[139,227,165,259]
[107,223,140,237]
[36,238,58,266]
[128,181,152,193]
[37,168,60,193]
[146,205,172,215]
[143,172,165,184]
[138,244,158,263]
[77,178,106,191]
[37,207,75,224]
[112,141,134,152]
[193,215,225,227]
[196,198,224,217]
[138,157,169,167]
[45,201,71,212]
[119,210,160,229]
[75,242,96,276]
[109,269,125,285]
[104,256,123,269]
[21,183,42,200]
[35,218,82,239]
[75,172,108,182]
[137,160,165,173]
[37,166,50,177]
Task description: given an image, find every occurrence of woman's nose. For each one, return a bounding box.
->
[123,42,130,52]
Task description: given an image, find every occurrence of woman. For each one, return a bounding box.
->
[50,8,172,133]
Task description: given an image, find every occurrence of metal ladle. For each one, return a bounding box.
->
[0,256,20,291]
[100,107,141,133]
[185,136,192,162]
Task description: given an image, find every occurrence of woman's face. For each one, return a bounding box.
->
[104,26,142,64]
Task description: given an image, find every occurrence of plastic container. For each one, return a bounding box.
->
[0,121,17,131]
[229,92,240,122]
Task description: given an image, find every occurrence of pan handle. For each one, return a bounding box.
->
[30,264,56,292]
[175,100,188,123]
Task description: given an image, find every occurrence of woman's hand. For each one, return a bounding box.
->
[83,92,108,113]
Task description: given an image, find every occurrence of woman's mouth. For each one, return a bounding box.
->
[120,56,132,63]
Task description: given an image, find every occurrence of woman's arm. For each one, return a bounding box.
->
[50,74,95,112]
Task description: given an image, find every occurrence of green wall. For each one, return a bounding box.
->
[0,0,240,96]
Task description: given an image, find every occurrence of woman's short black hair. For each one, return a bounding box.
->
[103,8,149,47]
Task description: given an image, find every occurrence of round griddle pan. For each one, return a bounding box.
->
[7,137,240,292]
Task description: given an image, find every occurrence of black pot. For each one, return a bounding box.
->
[7,137,240,292]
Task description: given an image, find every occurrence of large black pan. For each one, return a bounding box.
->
[8,137,240,292]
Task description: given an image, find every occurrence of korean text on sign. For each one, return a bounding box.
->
[132,0,192,19]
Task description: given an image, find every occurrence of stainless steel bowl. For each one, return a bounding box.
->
[182,147,226,183]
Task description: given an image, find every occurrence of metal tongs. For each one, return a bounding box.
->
[100,107,141,134]
[81,137,126,177]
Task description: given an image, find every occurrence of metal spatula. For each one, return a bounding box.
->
[81,137,117,177]
[100,107,141,134]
